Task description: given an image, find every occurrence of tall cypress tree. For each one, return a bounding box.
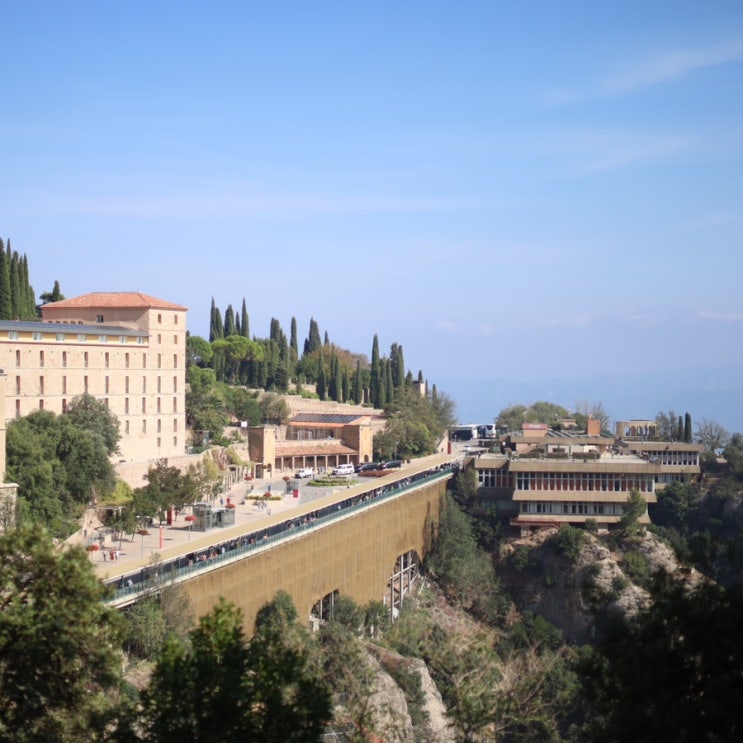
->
[10,254,20,318]
[684,412,693,443]
[342,366,350,403]
[21,254,35,317]
[384,358,394,406]
[353,360,362,404]
[334,358,343,403]
[269,318,283,342]
[0,241,11,320]
[305,318,321,356]
[224,305,237,337]
[209,298,224,341]
[317,347,327,401]
[327,352,337,401]
[240,299,250,339]
[370,335,382,408]
[290,317,298,358]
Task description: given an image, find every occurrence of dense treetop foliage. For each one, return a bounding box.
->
[5,396,119,537]
[191,297,456,455]
[0,525,125,742]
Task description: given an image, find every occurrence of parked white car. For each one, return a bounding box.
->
[332,463,355,476]
[295,467,314,479]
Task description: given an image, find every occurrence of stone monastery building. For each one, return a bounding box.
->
[0,292,187,463]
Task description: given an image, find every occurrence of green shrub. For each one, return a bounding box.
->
[511,545,531,572]
[622,550,652,589]
[548,525,586,561]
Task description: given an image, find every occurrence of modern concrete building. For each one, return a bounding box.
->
[467,419,703,534]
[0,292,187,462]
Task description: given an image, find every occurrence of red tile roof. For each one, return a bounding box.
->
[275,442,357,457]
[44,292,187,311]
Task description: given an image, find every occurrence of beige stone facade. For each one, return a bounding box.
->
[0,371,19,530]
[244,413,375,477]
[0,292,187,462]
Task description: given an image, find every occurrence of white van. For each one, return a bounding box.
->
[295,467,314,479]
[333,463,355,476]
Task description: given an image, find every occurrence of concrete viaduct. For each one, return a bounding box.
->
[104,456,455,632]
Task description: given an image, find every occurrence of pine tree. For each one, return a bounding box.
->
[240,299,250,339]
[323,330,330,347]
[39,280,64,305]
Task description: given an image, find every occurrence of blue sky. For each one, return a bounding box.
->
[2,1,742,432]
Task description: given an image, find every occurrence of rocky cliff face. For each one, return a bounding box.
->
[498,527,703,644]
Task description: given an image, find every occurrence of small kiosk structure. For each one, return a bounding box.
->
[192,502,236,531]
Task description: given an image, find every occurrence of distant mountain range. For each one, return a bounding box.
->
[439,363,743,435]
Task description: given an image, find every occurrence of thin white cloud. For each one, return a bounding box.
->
[435,320,459,333]
[539,127,698,174]
[543,39,743,106]
[697,310,743,323]
[602,39,743,95]
[577,132,696,173]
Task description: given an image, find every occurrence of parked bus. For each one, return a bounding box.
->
[449,425,478,442]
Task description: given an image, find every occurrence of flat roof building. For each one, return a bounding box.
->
[468,421,703,534]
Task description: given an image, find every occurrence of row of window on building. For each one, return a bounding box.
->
[15,398,178,422]
[13,349,179,369]
[519,501,631,516]
[478,469,655,493]
[8,330,179,345]
[648,452,699,466]
[14,394,178,416]
[15,375,179,395]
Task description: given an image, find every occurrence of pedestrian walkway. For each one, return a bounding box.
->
[90,476,306,582]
